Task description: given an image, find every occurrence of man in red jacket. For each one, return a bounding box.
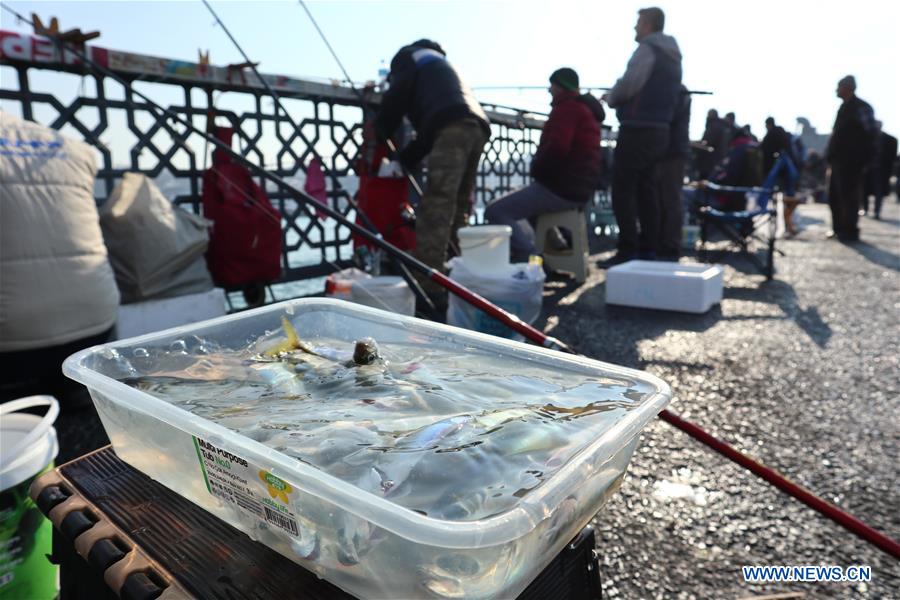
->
[485,68,604,262]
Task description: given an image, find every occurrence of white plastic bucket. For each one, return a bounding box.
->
[457,225,512,275]
[349,276,415,316]
[0,395,60,599]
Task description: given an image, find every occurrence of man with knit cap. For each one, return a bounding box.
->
[603,7,682,263]
[486,67,604,262]
[826,75,877,241]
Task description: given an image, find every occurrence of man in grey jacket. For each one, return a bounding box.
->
[603,7,683,262]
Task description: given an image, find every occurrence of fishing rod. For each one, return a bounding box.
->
[1,6,573,353]
[200,0,437,318]
[6,5,898,562]
[295,0,464,258]
[296,0,426,201]
[474,85,714,95]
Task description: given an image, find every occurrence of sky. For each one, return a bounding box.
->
[1,0,898,143]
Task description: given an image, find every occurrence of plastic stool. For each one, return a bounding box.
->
[535,209,589,282]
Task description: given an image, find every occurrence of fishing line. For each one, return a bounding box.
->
[202,0,435,314]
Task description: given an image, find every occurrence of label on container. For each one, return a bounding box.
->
[192,436,301,537]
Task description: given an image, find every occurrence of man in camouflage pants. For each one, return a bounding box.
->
[376,39,490,310]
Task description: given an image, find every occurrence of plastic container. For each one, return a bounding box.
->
[349,275,415,316]
[606,260,723,313]
[324,268,371,301]
[446,257,544,341]
[63,299,671,599]
[0,396,59,600]
[457,225,512,275]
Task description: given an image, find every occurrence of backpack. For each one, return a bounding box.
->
[201,127,282,288]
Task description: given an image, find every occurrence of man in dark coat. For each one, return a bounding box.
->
[863,122,898,219]
[761,116,801,195]
[375,39,491,304]
[698,109,729,179]
[826,75,877,241]
[761,117,793,176]
[485,68,604,262]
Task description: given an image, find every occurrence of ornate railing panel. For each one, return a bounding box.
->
[1,30,551,288]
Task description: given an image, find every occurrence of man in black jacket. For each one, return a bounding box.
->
[375,40,490,304]
[761,117,793,176]
[826,75,877,241]
[863,122,898,219]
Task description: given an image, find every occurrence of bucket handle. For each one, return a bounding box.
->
[0,395,60,467]
[458,236,502,251]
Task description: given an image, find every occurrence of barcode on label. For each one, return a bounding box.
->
[264,505,299,536]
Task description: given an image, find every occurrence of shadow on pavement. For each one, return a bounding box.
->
[723,280,832,348]
[845,240,900,272]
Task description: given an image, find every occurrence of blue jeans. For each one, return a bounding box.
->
[764,154,798,196]
[485,182,582,262]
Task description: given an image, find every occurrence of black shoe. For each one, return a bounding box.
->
[657,252,681,262]
[600,251,636,267]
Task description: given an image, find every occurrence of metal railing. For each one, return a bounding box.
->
[0,30,609,291]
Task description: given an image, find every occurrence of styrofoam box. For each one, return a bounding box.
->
[606,260,723,313]
[116,288,227,339]
[64,299,671,600]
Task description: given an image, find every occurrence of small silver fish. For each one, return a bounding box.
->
[394,415,474,451]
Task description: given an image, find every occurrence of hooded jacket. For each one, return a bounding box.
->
[0,113,120,351]
[375,40,490,168]
[530,92,605,203]
[606,32,683,128]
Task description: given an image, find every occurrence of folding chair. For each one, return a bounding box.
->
[692,182,780,279]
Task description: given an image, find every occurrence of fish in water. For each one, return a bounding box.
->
[288,515,321,560]
[352,337,380,366]
[262,316,318,357]
[393,415,474,451]
[334,471,386,566]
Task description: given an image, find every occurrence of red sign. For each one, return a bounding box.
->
[0,30,108,68]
